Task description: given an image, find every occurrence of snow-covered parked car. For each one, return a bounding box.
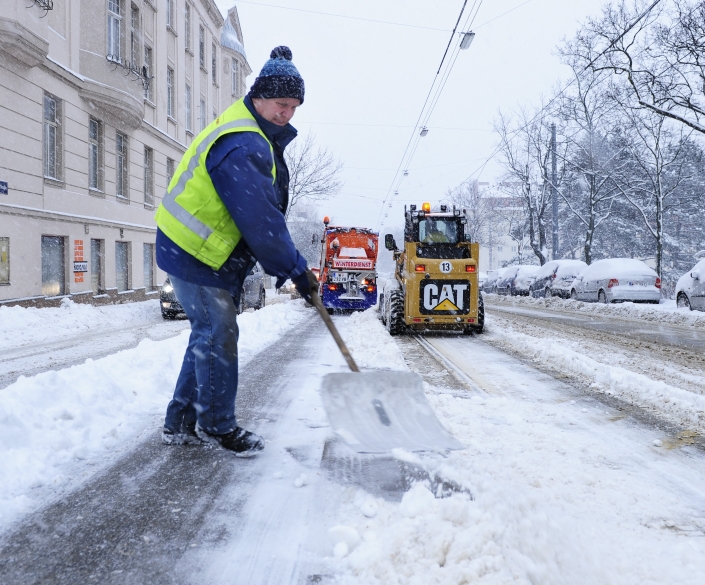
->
[530,260,588,299]
[481,269,502,293]
[495,265,539,296]
[510,265,540,296]
[569,258,661,304]
[675,259,705,311]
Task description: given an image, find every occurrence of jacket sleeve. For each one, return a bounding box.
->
[207,132,308,282]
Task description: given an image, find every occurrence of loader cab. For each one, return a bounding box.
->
[404,204,469,259]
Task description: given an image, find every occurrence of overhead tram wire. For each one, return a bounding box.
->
[235,0,451,32]
[377,0,486,229]
[438,0,669,202]
[375,0,477,229]
[403,0,484,172]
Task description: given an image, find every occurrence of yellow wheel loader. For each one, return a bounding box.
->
[380,202,484,335]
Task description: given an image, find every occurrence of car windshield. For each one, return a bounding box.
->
[419,218,459,244]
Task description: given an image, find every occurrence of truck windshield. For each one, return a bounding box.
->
[419,218,459,244]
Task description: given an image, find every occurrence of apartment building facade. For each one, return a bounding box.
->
[0,0,251,305]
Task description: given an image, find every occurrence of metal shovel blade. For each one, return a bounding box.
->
[320,371,465,454]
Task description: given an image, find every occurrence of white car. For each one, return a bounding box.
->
[675,259,705,311]
[570,258,661,304]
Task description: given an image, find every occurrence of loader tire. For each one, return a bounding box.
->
[476,292,485,333]
[464,293,485,335]
[386,290,406,336]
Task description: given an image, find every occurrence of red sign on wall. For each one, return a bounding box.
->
[74,239,84,283]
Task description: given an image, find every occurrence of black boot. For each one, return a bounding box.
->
[196,426,265,457]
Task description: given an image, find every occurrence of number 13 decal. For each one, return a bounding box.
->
[440,262,452,273]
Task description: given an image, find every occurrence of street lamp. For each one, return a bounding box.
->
[460,31,476,50]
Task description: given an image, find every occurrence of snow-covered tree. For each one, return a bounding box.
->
[284,133,343,219]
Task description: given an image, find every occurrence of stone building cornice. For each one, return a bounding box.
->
[0,15,49,68]
[200,0,224,28]
[0,203,157,234]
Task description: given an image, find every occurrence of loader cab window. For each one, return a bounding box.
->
[419,218,458,244]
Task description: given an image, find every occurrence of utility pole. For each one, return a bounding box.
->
[551,123,559,259]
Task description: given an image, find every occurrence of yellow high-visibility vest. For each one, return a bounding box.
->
[155,98,276,270]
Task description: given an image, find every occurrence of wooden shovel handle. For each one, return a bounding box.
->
[310,286,360,373]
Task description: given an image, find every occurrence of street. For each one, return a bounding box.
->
[1,298,705,583]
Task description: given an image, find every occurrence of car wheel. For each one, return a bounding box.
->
[255,288,265,310]
[570,289,578,301]
[598,290,608,304]
[161,310,174,320]
[544,288,552,299]
[677,293,692,310]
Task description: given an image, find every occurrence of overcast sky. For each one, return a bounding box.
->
[215,0,606,232]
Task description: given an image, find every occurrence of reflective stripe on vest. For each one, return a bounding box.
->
[160,118,260,241]
[155,98,276,270]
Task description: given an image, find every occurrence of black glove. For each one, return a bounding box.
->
[292,269,319,305]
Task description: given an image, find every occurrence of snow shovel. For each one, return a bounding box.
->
[309,282,464,454]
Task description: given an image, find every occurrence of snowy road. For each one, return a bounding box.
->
[486,300,705,351]
[3,299,705,583]
[483,298,705,436]
[0,314,419,585]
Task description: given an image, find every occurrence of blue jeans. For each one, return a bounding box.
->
[164,276,240,435]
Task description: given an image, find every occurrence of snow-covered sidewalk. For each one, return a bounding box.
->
[485,292,705,330]
[0,299,309,529]
[0,298,165,352]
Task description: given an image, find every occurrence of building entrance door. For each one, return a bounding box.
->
[115,241,129,292]
[91,239,104,294]
[42,236,65,296]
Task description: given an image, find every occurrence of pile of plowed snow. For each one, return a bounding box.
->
[485,293,705,329]
[0,298,163,351]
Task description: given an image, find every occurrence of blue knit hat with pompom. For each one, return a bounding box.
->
[249,46,305,104]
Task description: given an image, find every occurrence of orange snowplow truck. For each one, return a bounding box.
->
[318,218,379,312]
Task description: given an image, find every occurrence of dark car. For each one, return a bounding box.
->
[160,263,267,319]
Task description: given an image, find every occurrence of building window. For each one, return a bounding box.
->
[42,236,65,297]
[232,59,239,96]
[185,84,192,132]
[107,0,121,61]
[211,42,217,85]
[43,94,62,180]
[90,239,104,293]
[116,132,129,200]
[199,25,205,69]
[115,241,131,292]
[130,4,139,66]
[0,237,9,285]
[144,46,153,101]
[167,67,174,118]
[143,243,155,292]
[88,118,103,192]
[144,146,154,206]
[166,157,175,187]
[199,98,206,131]
[184,3,191,50]
[166,0,174,29]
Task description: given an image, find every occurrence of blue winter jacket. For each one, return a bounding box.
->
[156,95,307,294]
